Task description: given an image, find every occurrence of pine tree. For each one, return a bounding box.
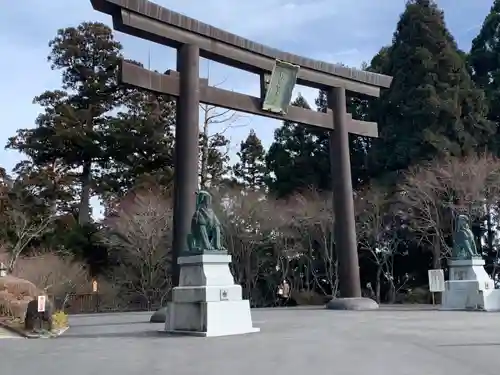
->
[7,22,177,223]
[370,0,494,177]
[232,129,268,190]
[7,23,124,225]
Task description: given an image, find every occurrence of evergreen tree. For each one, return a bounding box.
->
[7,23,124,225]
[370,0,494,179]
[469,0,500,153]
[13,159,78,216]
[316,90,373,188]
[266,87,373,198]
[199,133,231,187]
[100,89,176,206]
[266,95,331,197]
[232,129,268,190]
[7,22,177,224]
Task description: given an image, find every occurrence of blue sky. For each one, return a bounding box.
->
[0,0,492,216]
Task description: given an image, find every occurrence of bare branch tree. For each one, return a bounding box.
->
[281,189,338,300]
[12,252,89,311]
[5,209,53,273]
[102,188,173,309]
[355,185,407,303]
[213,188,279,304]
[199,63,251,187]
[398,155,500,268]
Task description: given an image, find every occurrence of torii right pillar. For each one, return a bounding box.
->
[326,87,378,310]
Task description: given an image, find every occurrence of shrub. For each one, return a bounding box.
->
[51,310,68,329]
[12,252,89,304]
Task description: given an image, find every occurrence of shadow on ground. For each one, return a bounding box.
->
[59,329,165,339]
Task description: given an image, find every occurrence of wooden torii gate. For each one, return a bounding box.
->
[91,0,392,305]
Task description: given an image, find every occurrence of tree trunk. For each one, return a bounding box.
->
[375,266,382,303]
[487,207,494,250]
[432,235,441,269]
[78,160,92,225]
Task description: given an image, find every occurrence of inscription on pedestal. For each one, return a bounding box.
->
[220,289,229,301]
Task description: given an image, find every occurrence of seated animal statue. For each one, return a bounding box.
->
[187,190,225,252]
[452,214,479,259]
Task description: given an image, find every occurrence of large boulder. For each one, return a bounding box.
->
[0,275,45,321]
[25,298,53,331]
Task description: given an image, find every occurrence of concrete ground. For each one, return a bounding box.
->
[1,306,499,375]
[0,326,20,339]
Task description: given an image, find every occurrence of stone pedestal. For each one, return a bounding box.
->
[442,258,500,311]
[165,253,260,337]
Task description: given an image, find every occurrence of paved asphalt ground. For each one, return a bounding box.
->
[1,306,500,375]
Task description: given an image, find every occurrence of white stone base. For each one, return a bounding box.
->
[442,258,500,311]
[164,253,260,337]
[165,300,259,337]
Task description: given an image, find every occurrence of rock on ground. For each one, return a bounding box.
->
[149,307,167,323]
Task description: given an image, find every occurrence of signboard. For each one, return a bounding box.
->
[428,269,445,292]
[0,262,6,277]
[37,295,46,312]
[262,59,299,114]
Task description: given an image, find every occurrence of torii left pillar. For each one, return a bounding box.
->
[164,44,259,336]
[171,44,201,287]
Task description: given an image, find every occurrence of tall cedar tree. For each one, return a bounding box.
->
[7,23,124,224]
[7,22,177,223]
[267,87,372,198]
[100,89,176,209]
[370,0,493,178]
[469,0,500,154]
[12,159,79,216]
[266,95,331,197]
[233,129,268,190]
[316,90,374,188]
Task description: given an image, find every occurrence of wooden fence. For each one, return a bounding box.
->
[52,293,162,314]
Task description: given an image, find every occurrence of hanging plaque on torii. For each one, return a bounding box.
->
[261,59,300,115]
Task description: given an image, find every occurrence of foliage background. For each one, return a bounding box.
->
[3,0,500,309]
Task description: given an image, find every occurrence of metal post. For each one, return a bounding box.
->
[328,87,361,298]
[171,44,200,287]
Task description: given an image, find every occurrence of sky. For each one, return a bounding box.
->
[0,0,493,217]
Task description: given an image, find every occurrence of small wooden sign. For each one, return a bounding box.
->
[428,269,445,292]
[37,295,46,312]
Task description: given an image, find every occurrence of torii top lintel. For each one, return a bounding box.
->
[90,0,393,97]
